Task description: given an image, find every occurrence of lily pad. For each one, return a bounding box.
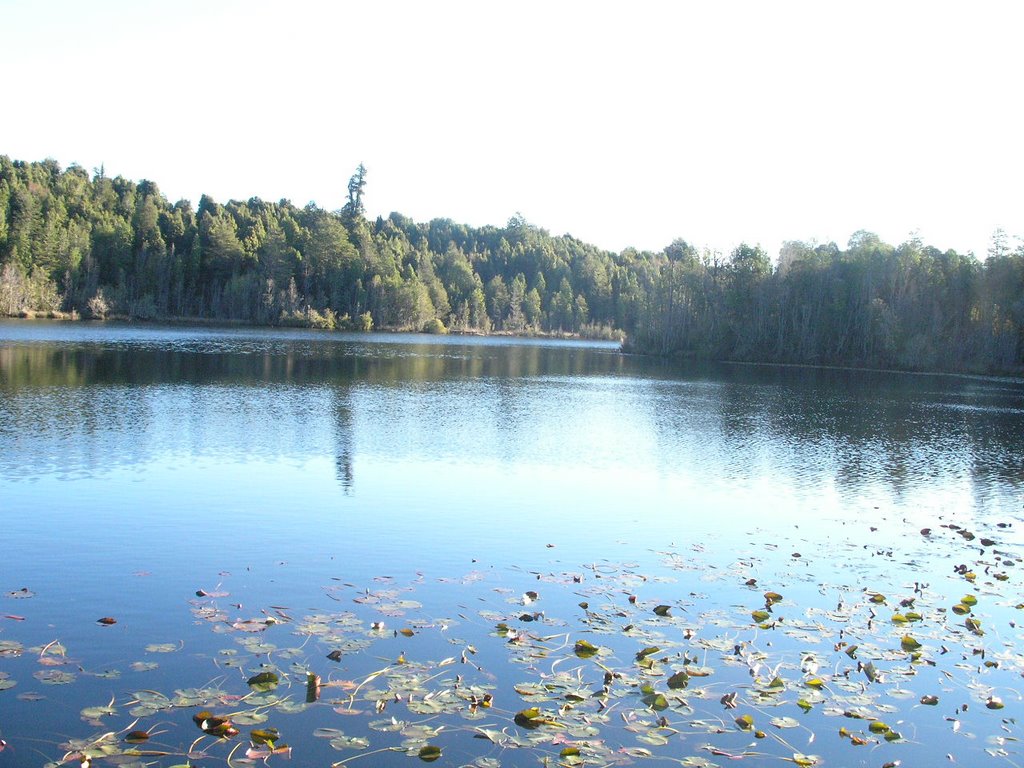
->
[418,745,442,762]
[145,643,179,653]
[900,635,921,652]
[247,671,280,691]
[573,639,600,658]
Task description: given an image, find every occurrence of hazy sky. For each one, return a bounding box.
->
[3,0,1022,258]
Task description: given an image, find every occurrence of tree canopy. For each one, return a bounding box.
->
[1,155,1022,374]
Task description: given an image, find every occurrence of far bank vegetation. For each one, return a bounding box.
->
[1,156,1022,373]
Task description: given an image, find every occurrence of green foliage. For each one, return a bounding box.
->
[342,163,367,222]
[422,317,447,335]
[630,234,1024,374]
[2,155,1023,372]
[0,262,62,316]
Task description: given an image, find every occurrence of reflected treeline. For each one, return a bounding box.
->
[646,362,1024,504]
[0,335,626,489]
[0,378,359,488]
[1,331,1021,508]
[334,399,354,493]
[0,336,627,391]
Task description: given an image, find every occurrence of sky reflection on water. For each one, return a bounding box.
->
[1,321,1023,768]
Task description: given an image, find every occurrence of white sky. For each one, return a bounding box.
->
[3,0,1022,258]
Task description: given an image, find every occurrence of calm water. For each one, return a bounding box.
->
[1,320,1022,768]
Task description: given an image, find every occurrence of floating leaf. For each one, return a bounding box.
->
[514,707,552,729]
[667,671,690,690]
[900,635,921,652]
[193,710,239,738]
[247,744,292,760]
[791,754,821,766]
[324,732,369,751]
[145,643,179,653]
[251,727,280,746]
[306,672,321,703]
[80,701,117,721]
[573,639,599,658]
[736,714,754,730]
[764,591,783,604]
[418,745,442,762]
[653,605,672,617]
[869,721,890,734]
[751,609,771,622]
[920,695,939,705]
[34,670,75,685]
[0,643,23,663]
[195,587,229,598]
[247,671,280,691]
[642,692,669,711]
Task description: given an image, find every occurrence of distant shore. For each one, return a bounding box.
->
[0,311,625,343]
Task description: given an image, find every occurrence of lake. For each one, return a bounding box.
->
[1,320,1022,768]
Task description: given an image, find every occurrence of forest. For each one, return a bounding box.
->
[1,155,1022,373]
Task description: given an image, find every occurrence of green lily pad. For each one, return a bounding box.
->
[900,635,921,651]
[573,639,599,658]
[667,671,690,690]
[642,692,669,711]
[247,671,280,691]
[418,745,442,762]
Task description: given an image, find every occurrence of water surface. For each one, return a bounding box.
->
[1,321,1022,767]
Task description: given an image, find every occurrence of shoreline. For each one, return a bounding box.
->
[0,311,624,343]
[5,312,1021,380]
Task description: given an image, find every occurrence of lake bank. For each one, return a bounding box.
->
[0,309,625,341]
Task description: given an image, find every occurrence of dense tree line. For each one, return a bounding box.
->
[0,157,627,338]
[1,156,1022,373]
[630,231,1024,372]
